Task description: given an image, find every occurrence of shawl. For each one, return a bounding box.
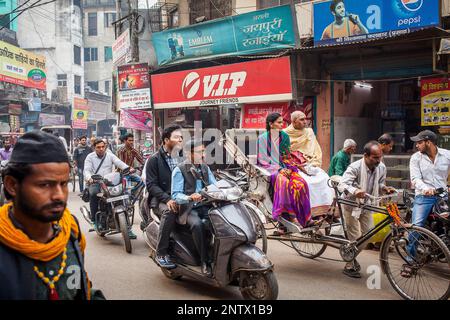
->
[257,130,291,175]
[284,125,323,167]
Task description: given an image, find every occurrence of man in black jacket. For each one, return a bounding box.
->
[0,131,98,300]
[145,125,183,269]
[73,135,92,192]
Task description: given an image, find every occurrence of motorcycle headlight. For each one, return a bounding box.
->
[223,187,243,201]
[108,185,123,196]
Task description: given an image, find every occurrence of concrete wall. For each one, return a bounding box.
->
[234,0,257,14]
[83,5,115,95]
[17,0,84,101]
[316,79,332,170]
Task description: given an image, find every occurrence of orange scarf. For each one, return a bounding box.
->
[0,203,86,261]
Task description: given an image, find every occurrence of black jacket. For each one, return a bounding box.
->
[145,146,181,204]
[0,219,90,300]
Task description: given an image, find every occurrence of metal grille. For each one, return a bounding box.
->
[148,2,178,32]
[189,0,232,25]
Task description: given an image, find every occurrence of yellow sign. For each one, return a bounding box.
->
[421,78,450,126]
[0,40,47,90]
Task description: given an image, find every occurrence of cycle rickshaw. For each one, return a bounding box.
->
[216,129,450,300]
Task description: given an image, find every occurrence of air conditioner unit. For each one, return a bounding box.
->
[295,2,313,39]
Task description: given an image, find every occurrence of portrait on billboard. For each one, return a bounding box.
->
[320,0,368,40]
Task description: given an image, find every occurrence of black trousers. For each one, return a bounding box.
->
[156,202,177,256]
[186,206,209,266]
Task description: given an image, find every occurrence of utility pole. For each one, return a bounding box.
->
[115,0,122,38]
[127,0,140,62]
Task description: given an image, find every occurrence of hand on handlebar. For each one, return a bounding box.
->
[383,186,397,195]
[189,193,203,202]
[354,189,366,199]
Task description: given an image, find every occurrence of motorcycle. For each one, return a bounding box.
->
[0,160,9,206]
[80,168,135,253]
[403,188,450,252]
[143,168,279,300]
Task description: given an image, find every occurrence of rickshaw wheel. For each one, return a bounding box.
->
[290,227,330,259]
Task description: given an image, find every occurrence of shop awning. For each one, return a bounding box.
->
[295,27,450,52]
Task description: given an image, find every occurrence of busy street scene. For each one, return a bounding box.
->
[0,0,449,303]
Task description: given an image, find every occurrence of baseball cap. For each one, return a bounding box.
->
[410,130,437,143]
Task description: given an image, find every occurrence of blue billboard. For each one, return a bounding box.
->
[152,5,296,66]
[313,0,440,46]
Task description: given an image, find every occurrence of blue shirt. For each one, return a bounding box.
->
[171,165,217,205]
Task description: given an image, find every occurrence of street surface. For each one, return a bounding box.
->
[69,192,400,300]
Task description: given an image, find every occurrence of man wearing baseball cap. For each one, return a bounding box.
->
[404,130,450,277]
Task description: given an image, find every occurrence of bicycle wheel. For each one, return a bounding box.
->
[291,227,329,259]
[380,225,450,300]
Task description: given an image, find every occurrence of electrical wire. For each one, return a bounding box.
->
[0,0,32,19]
[0,0,44,31]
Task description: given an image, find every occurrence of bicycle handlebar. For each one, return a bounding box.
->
[364,190,399,201]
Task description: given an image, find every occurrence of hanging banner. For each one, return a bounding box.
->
[313,0,440,47]
[151,56,293,109]
[118,63,151,110]
[421,77,450,126]
[113,28,132,66]
[152,5,296,66]
[72,97,88,129]
[0,40,47,90]
[120,109,153,132]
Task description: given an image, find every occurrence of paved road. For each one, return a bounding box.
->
[68,192,400,300]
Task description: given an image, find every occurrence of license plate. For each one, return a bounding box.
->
[106,194,129,203]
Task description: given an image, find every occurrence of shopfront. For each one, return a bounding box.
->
[151,56,295,143]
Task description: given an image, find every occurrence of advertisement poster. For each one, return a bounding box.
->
[112,28,132,66]
[151,56,292,109]
[313,0,439,46]
[118,63,151,110]
[39,113,66,126]
[72,97,88,129]
[242,103,288,129]
[421,78,450,126]
[152,5,295,66]
[0,40,47,90]
[120,109,153,132]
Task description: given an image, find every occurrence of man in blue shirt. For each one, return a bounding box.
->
[171,139,217,276]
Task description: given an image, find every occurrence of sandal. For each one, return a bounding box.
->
[400,264,414,278]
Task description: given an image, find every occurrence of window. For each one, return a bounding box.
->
[0,14,10,30]
[87,81,99,91]
[84,47,98,62]
[74,45,81,65]
[57,74,67,87]
[74,75,81,94]
[104,12,116,28]
[73,0,81,8]
[88,12,97,36]
[169,9,179,28]
[104,80,111,95]
[104,46,112,62]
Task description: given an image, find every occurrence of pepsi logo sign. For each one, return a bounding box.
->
[400,0,423,12]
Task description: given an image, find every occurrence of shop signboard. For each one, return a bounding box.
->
[39,113,66,126]
[72,97,88,129]
[0,40,47,90]
[313,0,440,46]
[421,77,450,126]
[20,111,39,124]
[118,63,151,110]
[120,109,153,132]
[152,5,296,66]
[151,56,293,109]
[112,28,132,66]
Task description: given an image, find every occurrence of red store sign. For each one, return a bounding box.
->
[151,56,293,109]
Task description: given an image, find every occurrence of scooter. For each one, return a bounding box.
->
[143,168,279,300]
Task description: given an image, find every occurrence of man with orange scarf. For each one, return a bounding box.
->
[0,131,99,300]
